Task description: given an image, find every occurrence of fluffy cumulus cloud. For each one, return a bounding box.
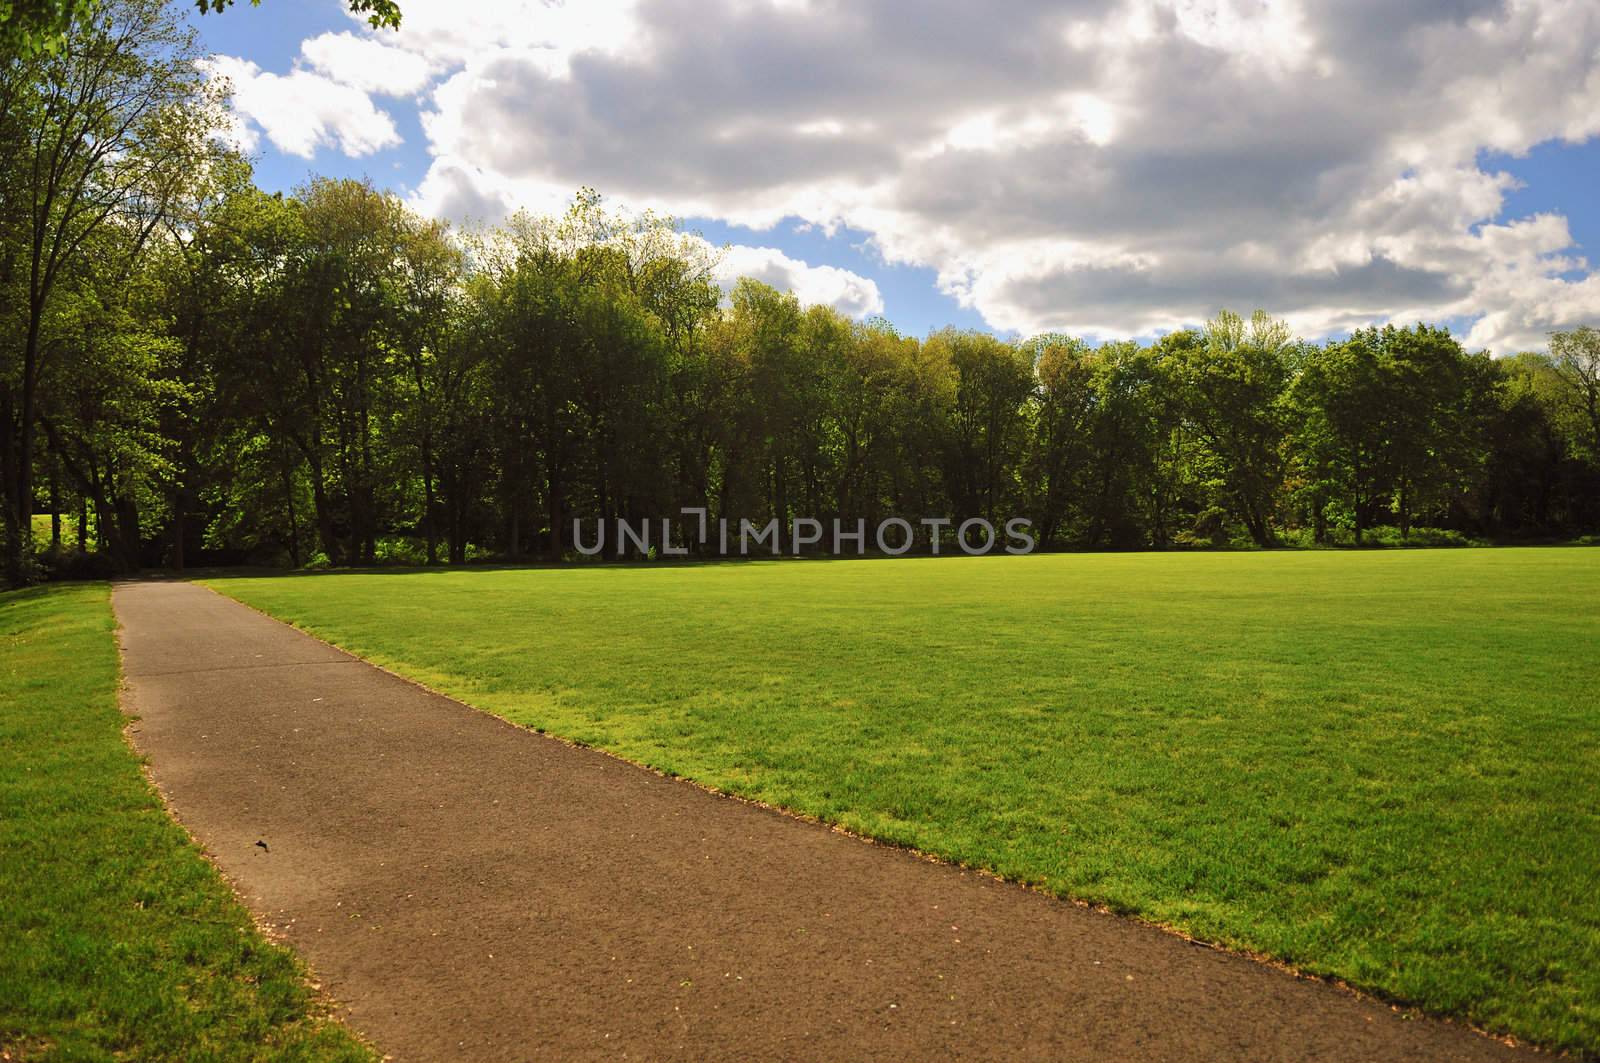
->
[712,244,884,318]
[298,32,437,96]
[217,0,1600,350]
[202,55,402,158]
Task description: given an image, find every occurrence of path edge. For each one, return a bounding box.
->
[109,579,388,1063]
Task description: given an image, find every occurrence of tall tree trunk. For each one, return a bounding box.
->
[449,486,465,564]
[449,475,467,565]
[441,460,462,564]
[507,433,525,558]
[49,464,61,551]
[308,452,339,565]
[359,406,378,565]
[546,462,564,560]
[412,358,439,565]
[280,455,301,568]
[8,316,43,584]
[93,495,114,556]
[171,487,185,572]
[1087,447,1118,547]
[116,494,141,570]
[421,437,439,565]
[772,451,789,552]
[1,386,17,583]
[1240,484,1275,547]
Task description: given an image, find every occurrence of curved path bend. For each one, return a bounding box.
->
[113,580,1519,1061]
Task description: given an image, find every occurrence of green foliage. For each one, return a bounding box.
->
[1550,325,1600,462]
[0,582,373,1059]
[1289,324,1504,545]
[210,551,1600,1054]
[2,0,225,582]
[3,2,1599,584]
[1288,524,1484,548]
[1167,310,1295,546]
[935,328,1034,528]
[0,0,89,56]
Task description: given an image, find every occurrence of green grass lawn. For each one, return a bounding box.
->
[0,583,372,1062]
[30,514,81,552]
[208,550,1600,1053]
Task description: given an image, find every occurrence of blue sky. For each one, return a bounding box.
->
[193,0,1600,351]
[1483,139,1600,284]
[682,218,993,336]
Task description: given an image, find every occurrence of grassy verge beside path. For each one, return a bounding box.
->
[0,582,371,1062]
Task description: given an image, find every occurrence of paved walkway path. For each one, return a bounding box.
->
[113,580,1518,1061]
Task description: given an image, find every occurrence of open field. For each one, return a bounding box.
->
[30,514,84,551]
[0,583,371,1061]
[210,550,1600,1053]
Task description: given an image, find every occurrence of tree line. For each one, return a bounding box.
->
[5,0,1599,585]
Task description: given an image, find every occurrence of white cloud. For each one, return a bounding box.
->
[202,55,401,158]
[228,0,1600,352]
[299,32,436,97]
[712,244,884,318]
[345,0,646,72]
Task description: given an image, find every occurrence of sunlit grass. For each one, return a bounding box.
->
[209,549,1600,1053]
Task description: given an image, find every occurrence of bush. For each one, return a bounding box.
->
[1283,525,1484,549]
[1363,525,1482,548]
[40,546,121,580]
[1174,506,1234,548]
[373,536,422,565]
